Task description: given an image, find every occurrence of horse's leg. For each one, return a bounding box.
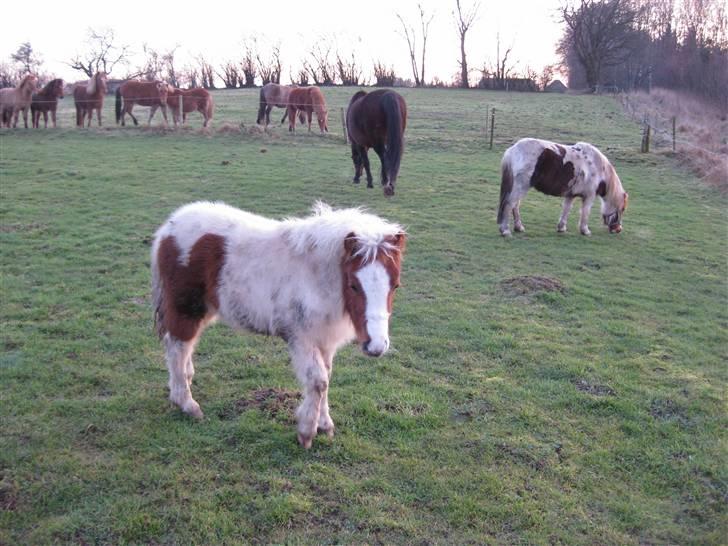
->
[306,109,312,132]
[291,340,328,449]
[279,106,287,125]
[578,195,595,236]
[148,105,157,125]
[316,347,336,438]
[372,143,387,186]
[43,111,49,129]
[557,197,575,233]
[165,333,204,419]
[51,109,57,128]
[160,104,168,127]
[97,106,103,127]
[22,108,28,129]
[361,149,374,188]
[512,200,526,232]
[351,144,363,183]
[287,106,296,132]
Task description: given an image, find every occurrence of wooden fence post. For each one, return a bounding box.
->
[489,108,495,150]
[641,117,651,153]
[672,116,676,152]
[341,107,348,144]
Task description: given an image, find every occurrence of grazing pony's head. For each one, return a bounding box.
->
[342,230,406,357]
[600,164,629,234]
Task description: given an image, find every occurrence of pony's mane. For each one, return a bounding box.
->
[18,75,36,90]
[282,201,404,263]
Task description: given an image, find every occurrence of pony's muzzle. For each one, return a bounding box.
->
[363,338,389,357]
[609,224,623,234]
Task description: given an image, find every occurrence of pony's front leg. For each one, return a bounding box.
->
[43,111,49,128]
[306,110,313,132]
[287,106,296,132]
[290,341,328,449]
[21,108,29,128]
[316,347,336,437]
[51,109,56,128]
[579,195,595,236]
[148,106,158,125]
[557,197,575,232]
[160,105,169,127]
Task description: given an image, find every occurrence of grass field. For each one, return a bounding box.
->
[1,87,726,545]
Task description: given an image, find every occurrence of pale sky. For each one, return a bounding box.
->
[1,0,564,84]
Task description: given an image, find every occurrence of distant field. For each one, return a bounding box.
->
[1,88,726,545]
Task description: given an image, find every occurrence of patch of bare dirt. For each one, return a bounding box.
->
[573,379,616,396]
[219,387,301,422]
[501,276,565,296]
[650,398,689,424]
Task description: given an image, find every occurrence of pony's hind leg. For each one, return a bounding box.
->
[361,149,374,188]
[291,341,329,449]
[512,200,525,232]
[578,195,595,236]
[557,197,575,232]
[164,333,204,419]
[351,144,364,183]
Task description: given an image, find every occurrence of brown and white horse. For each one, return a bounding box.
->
[498,138,629,236]
[287,86,329,133]
[115,80,169,126]
[257,82,302,125]
[151,202,406,449]
[346,89,407,196]
[73,72,108,127]
[31,78,64,128]
[0,74,38,128]
[165,87,214,127]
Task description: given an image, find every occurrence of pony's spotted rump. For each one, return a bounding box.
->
[151,202,406,448]
[498,138,629,236]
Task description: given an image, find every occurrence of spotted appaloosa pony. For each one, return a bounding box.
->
[31,78,64,128]
[151,202,406,449]
[346,89,407,197]
[257,82,303,126]
[0,74,38,128]
[166,87,214,128]
[498,138,629,236]
[287,86,329,133]
[73,72,108,127]
[115,80,169,126]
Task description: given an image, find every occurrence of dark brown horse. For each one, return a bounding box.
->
[31,78,64,128]
[115,80,169,126]
[166,87,214,127]
[346,89,407,196]
[73,72,108,127]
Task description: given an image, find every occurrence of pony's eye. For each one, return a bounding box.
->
[393,283,400,290]
[350,284,359,292]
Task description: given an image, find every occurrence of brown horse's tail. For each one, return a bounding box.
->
[497,161,514,225]
[115,87,122,124]
[382,92,404,189]
[256,88,266,124]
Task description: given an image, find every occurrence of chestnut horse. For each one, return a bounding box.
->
[73,72,108,127]
[257,82,302,125]
[498,138,629,236]
[166,87,214,127]
[0,74,38,128]
[31,79,64,128]
[287,86,329,133]
[115,80,169,126]
[151,201,406,448]
[346,89,407,196]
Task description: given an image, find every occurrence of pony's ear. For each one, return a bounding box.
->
[390,232,407,252]
[344,232,358,258]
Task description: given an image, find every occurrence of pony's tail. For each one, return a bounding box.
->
[497,161,514,224]
[382,92,404,188]
[150,240,167,340]
[115,87,122,124]
[256,88,266,124]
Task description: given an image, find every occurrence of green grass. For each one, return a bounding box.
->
[1,87,726,545]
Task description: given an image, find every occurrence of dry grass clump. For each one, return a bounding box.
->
[622,88,727,191]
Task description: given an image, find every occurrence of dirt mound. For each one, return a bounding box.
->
[218,387,301,422]
[573,379,616,396]
[501,275,565,296]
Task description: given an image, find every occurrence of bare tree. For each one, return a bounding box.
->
[558,0,639,91]
[454,0,480,88]
[494,33,515,87]
[11,42,42,74]
[539,64,556,90]
[336,51,363,86]
[218,61,241,88]
[373,61,397,87]
[396,4,434,87]
[257,43,283,84]
[241,40,257,87]
[304,42,336,85]
[196,55,216,89]
[179,65,200,88]
[68,28,130,77]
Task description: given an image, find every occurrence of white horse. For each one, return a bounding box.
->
[498,138,629,236]
[151,201,406,449]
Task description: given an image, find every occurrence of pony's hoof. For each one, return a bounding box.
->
[353,177,360,184]
[297,432,313,449]
[500,229,512,237]
[514,224,525,233]
[183,400,204,420]
[317,425,335,438]
[580,228,591,236]
[557,225,567,233]
[367,183,374,189]
[383,185,394,197]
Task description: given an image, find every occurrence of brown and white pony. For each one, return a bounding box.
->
[151,201,406,449]
[257,82,302,125]
[346,89,408,196]
[115,80,169,126]
[287,86,329,133]
[498,138,629,236]
[0,74,38,128]
[31,78,64,128]
[73,72,108,127]
[165,87,214,127]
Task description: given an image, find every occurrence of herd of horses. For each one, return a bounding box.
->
[1,72,630,449]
